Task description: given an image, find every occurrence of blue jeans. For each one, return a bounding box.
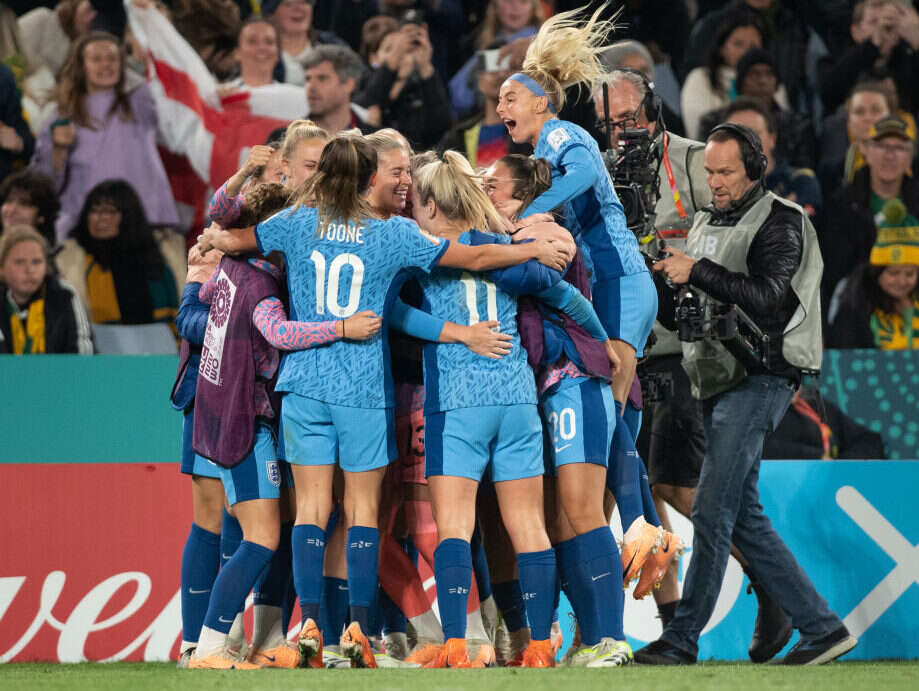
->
[662,375,842,658]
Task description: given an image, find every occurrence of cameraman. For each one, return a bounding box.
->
[592,66,719,624]
[636,124,856,666]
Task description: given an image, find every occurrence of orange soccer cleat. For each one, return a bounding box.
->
[340,621,377,668]
[297,618,324,669]
[521,638,556,668]
[248,640,300,668]
[406,642,442,667]
[470,640,496,668]
[188,647,260,670]
[633,531,685,600]
[621,522,663,586]
[428,638,474,668]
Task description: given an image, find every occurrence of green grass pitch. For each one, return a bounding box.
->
[2,662,918,691]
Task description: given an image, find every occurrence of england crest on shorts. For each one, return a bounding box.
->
[266,460,281,488]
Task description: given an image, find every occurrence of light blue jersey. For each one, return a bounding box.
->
[418,231,537,414]
[526,119,646,279]
[256,207,448,408]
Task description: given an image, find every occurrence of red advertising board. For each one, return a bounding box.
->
[0,464,190,662]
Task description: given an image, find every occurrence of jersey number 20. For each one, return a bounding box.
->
[310,250,364,318]
[460,272,498,325]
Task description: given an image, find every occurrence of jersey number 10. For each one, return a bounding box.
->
[460,271,499,325]
[310,250,365,318]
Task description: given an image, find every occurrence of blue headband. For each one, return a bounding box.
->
[508,73,556,113]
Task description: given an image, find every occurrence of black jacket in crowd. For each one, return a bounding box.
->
[763,388,886,459]
[359,66,454,151]
[0,277,93,354]
[818,38,919,115]
[820,166,919,307]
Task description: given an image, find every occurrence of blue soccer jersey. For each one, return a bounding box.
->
[255,207,448,408]
[418,231,537,415]
[525,119,646,279]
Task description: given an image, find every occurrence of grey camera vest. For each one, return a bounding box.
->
[682,191,824,400]
[650,132,711,357]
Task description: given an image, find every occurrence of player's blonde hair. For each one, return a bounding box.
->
[280,119,329,161]
[413,151,505,233]
[521,5,618,112]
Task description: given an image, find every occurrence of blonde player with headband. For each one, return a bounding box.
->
[495,6,663,580]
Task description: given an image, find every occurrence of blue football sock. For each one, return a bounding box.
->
[639,458,661,526]
[346,526,380,632]
[470,529,493,601]
[202,540,274,634]
[321,577,349,642]
[579,527,624,640]
[556,537,598,645]
[292,524,326,625]
[254,522,292,608]
[608,401,644,532]
[180,523,220,644]
[623,400,642,441]
[492,580,527,632]
[281,571,296,634]
[380,586,407,634]
[517,549,557,641]
[434,538,472,641]
[220,508,242,569]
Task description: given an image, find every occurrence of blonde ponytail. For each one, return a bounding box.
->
[414,151,506,233]
[522,5,619,111]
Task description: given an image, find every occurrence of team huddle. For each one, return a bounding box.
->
[172,8,683,671]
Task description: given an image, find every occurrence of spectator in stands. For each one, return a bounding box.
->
[699,49,814,170]
[30,30,178,241]
[301,44,374,135]
[681,7,765,139]
[0,62,33,182]
[723,97,822,220]
[0,225,93,354]
[359,20,451,150]
[18,0,96,78]
[826,223,919,351]
[822,115,919,306]
[449,0,542,118]
[262,0,344,86]
[17,1,97,127]
[819,0,919,115]
[224,17,280,88]
[816,80,909,196]
[763,386,886,460]
[0,170,60,248]
[170,0,241,81]
[683,0,815,112]
[56,179,183,326]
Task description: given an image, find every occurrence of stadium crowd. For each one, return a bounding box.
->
[1,0,915,671]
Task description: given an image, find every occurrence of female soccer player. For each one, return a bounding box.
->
[198,133,570,669]
[188,183,383,670]
[409,151,616,668]
[494,7,663,574]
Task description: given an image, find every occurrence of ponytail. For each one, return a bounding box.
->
[414,151,506,232]
[495,154,552,220]
[521,5,618,112]
[294,133,376,229]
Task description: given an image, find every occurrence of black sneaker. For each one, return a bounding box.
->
[782,625,857,665]
[747,581,793,663]
[633,639,696,665]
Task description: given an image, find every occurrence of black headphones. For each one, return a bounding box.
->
[615,67,662,124]
[708,122,768,181]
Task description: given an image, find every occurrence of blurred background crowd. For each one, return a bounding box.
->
[0,0,916,458]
